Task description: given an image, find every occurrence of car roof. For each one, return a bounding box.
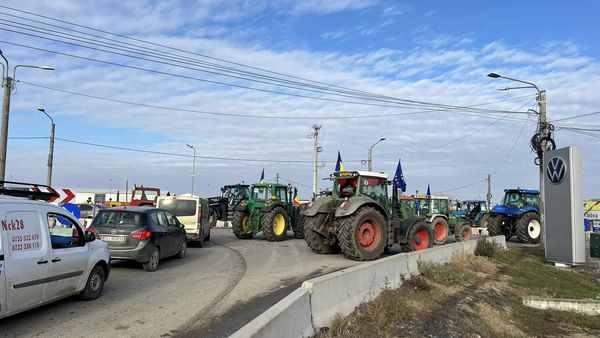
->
[0,195,52,205]
[505,189,539,194]
[103,206,157,213]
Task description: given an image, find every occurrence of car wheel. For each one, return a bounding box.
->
[79,265,105,300]
[177,241,187,259]
[143,247,160,272]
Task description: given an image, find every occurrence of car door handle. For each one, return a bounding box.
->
[51,257,62,263]
[37,259,48,264]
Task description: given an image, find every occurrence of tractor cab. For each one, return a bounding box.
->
[493,189,539,216]
[331,171,389,207]
[453,200,488,219]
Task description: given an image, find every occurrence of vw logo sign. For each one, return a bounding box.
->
[111,228,117,234]
[546,156,567,185]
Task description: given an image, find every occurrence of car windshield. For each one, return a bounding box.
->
[251,186,269,201]
[92,210,144,229]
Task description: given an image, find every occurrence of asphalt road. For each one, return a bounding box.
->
[0,228,362,338]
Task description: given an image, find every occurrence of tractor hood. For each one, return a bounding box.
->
[452,210,467,217]
[491,204,510,214]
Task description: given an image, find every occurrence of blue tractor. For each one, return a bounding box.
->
[487,189,541,244]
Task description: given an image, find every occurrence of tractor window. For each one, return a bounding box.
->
[336,178,358,198]
[503,193,525,208]
[360,178,387,199]
[145,190,158,201]
[480,202,488,212]
[276,188,288,202]
[133,190,144,200]
[525,194,539,208]
[252,186,269,201]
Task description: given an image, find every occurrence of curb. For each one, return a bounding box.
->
[232,236,507,338]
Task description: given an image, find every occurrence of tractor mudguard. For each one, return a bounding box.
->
[426,214,447,223]
[261,202,285,213]
[304,196,335,216]
[518,206,539,215]
[335,196,388,221]
[234,203,248,212]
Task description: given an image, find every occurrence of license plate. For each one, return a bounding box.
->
[101,235,126,243]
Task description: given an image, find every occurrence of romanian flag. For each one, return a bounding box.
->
[335,151,345,171]
[259,169,265,183]
[293,188,301,206]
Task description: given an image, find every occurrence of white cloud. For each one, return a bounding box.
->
[1,0,599,201]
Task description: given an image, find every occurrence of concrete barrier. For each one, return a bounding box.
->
[231,236,506,337]
[231,288,314,338]
[302,236,506,329]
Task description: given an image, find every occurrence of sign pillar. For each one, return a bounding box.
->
[544,146,585,265]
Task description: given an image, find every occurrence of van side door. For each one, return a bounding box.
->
[0,213,5,317]
[45,211,88,299]
[2,203,50,313]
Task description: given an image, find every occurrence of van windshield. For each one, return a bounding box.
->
[92,210,144,229]
[158,199,197,217]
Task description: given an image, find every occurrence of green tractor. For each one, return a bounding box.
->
[231,183,304,241]
[302,171,433,261]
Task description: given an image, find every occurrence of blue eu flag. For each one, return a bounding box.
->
[392,158,407,192]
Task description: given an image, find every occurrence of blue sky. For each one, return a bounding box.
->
[1,0,599,201]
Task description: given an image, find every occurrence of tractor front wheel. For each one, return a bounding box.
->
[304,214,340,254]
[431,217,449,245]
[478,213,491,228]
[261,207,289,242]
[487,215,504,237]
[292,214,305,239]
[338,206,388,261]
[516,212,541,244]
[232,211,253,239]
[455,223,471,242]
[402,221,433,252]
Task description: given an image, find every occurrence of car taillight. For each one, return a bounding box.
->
[131,229,152,241]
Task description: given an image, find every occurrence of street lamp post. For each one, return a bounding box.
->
[38,108,55,186]
[487,72,548,245]
[0,50,54,182]
[186,144,196,196]
[368,137,386,171]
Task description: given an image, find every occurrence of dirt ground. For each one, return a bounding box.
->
[316,242,600,338]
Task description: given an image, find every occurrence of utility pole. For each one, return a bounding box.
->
[38,108,55,186]
[368,138,386,172]
[0,75,11,183]
[538,90,548,245]
[276,173,279,184]
[310,124,321,199]
[486,174,492,210]
[186,144,196,196]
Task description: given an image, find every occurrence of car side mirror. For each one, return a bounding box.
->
[85,231,96,242]
[179,222,185,229]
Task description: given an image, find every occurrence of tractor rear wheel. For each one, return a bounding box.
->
[338,206,388,261]
[292,214,305,239]
[232,211,253,239]
[431,217,449,245]
[304,214,340,254]
[478,213,491,228]
[402,221,433,252]
[487,215,504,237]
[261,207,289,242]
[455,223,471,242]
[516,212,541,244]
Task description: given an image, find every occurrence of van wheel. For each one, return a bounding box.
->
[79,265,105,300]
[177,241,187,259]
[143,247,160,272]
[205,228,211,241]
[197,229,205,248]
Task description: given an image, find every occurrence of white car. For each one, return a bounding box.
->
[0,186,110,319]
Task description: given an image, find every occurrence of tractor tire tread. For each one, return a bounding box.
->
[232,210,253,239]
[303,214,339,254]
[338,206,387,261]
[261,207,289,242]
[515,212,541,244]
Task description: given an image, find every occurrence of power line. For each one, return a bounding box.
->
[10,136,365,163]
[17,80,533,121]
[551,111,600,123]
[0,10,537,116]
[0,6,538,114]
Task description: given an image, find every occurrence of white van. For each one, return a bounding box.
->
[0,184,110,319]
[156,196,211,246]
